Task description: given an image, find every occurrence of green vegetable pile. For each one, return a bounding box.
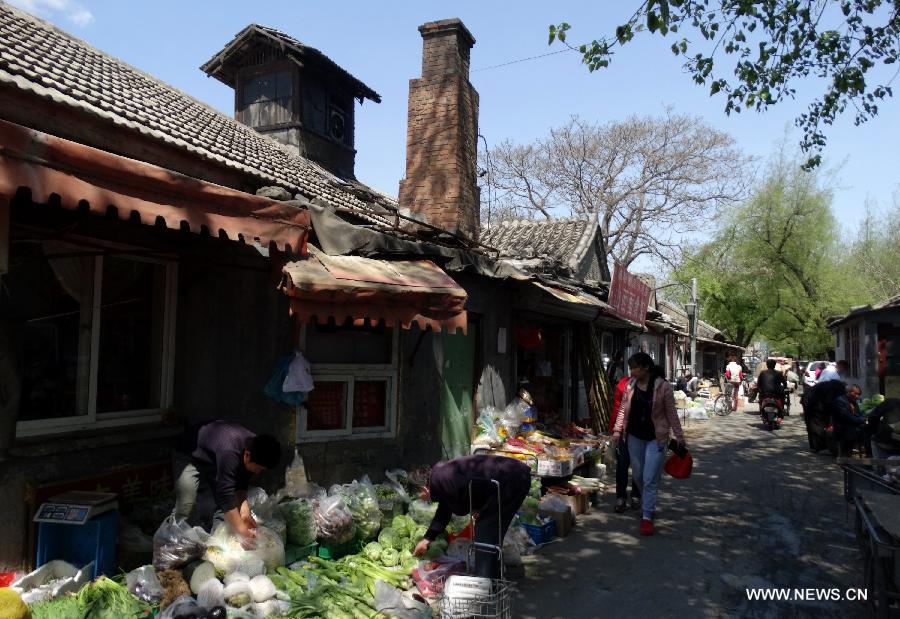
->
[862,394,887,415]
[270,551,414,618]
[75,576,149,619]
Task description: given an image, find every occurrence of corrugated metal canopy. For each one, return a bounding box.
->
[0,119,310,254]
[282,247,468,333]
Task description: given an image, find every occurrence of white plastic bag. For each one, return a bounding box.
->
[203,522,285,574]
[197,578,225,609]
[374,580,431,619]
[11,560,93,604]
[126,564,164,603]
[223,580,254,608]
[249,574,277,602]
[152,515,209,570]
[282,351,314,393]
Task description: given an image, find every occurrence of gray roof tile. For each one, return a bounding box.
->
[0,3,395,221]
[481,216,598,271]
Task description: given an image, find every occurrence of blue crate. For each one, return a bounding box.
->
[36,510,118,579]
[520,519,556,545]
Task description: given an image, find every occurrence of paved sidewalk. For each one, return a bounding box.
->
[514,408,868,618]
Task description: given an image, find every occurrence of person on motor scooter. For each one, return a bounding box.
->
[757,359,788,421]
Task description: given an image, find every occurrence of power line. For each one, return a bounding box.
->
[472,45,582,73]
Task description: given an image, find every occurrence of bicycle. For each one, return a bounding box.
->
[713,383,736,416]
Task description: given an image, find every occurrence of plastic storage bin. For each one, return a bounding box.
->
[317,538,363,560]
[520,519,556,545]
[36,510,118,579]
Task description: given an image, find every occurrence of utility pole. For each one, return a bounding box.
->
[685,277,698,376]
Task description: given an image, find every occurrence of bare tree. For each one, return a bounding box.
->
[480,112,751,267]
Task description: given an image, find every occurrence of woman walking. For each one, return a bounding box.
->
[612,352,686,536]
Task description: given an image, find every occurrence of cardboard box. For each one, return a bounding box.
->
[562,493,589,515]
[538,507,575,537]
[537,458,573,477]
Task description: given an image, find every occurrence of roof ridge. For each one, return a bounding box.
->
[0,3,395,214]
[0,3,248,135]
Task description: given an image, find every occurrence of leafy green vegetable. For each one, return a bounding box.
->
[362,541,383,562]
[30,594,82,619]
[75,576,149,619]
[380,548,399,567]
[378,527,399,550]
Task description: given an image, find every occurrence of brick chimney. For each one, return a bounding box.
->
[399,19,480,241]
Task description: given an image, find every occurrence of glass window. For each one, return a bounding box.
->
[241,71,293,127]
[298,324,397,440]
[4,239,176,435]
[306,381,348,431]
[352,380,387,428]
[96,257,167,413]
[2,242,93,421]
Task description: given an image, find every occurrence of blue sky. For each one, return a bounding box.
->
[12,0,898,237]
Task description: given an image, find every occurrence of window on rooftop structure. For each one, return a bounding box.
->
[240,70,293,127]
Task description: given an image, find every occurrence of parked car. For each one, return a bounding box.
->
[803,361,830,388]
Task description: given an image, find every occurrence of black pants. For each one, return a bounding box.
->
[615,439,641,500]
[472,467,531,579]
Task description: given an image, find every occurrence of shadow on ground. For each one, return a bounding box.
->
[512,407,868,619]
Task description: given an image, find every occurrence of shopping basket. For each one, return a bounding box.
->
[436,477,514,619]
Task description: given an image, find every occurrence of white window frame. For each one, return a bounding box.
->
[296,326,399,442]
[15,248,178,437]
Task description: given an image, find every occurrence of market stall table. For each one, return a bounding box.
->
[853,490,900,617]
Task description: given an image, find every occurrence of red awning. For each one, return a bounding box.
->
[282,248,468,333]
[0,119,309,254]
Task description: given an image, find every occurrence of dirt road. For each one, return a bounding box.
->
[516,406,868,618]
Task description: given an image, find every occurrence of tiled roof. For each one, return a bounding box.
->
[200,24,381,103]
[480,215,598,274]
[828,291,900,327]
[0,3,395,221]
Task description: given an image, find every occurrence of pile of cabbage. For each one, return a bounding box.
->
[862,394,887,415]
[360,514,446,568]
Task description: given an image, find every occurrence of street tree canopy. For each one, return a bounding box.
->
[550,1,900,167]
[480,113,749,268]
[673,150,866,356]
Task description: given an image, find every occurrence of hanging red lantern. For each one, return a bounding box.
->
[517,326,542,349]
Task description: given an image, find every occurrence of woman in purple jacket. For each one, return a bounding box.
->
[612,352,686,536]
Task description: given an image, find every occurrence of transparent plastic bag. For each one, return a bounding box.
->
[329,478,381,540]
[277,497,317,546]
[152,515,209,571]
[158,595,202,619]
[196,578,225,609]
[125,565,164,604]
[313,495,356,544]
[408,500,438,525]
[475,408,502,444]
[203,523,284,574]
[374,580,431,619]
[223,580,253,608]
[283,448,311,497]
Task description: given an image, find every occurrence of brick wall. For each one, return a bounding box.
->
[399,19,480,241]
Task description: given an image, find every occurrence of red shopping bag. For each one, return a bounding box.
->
[664,450,693,479]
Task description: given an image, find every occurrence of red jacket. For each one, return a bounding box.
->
[609,376,631,432]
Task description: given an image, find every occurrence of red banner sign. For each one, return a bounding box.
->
[608,262,652,326]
